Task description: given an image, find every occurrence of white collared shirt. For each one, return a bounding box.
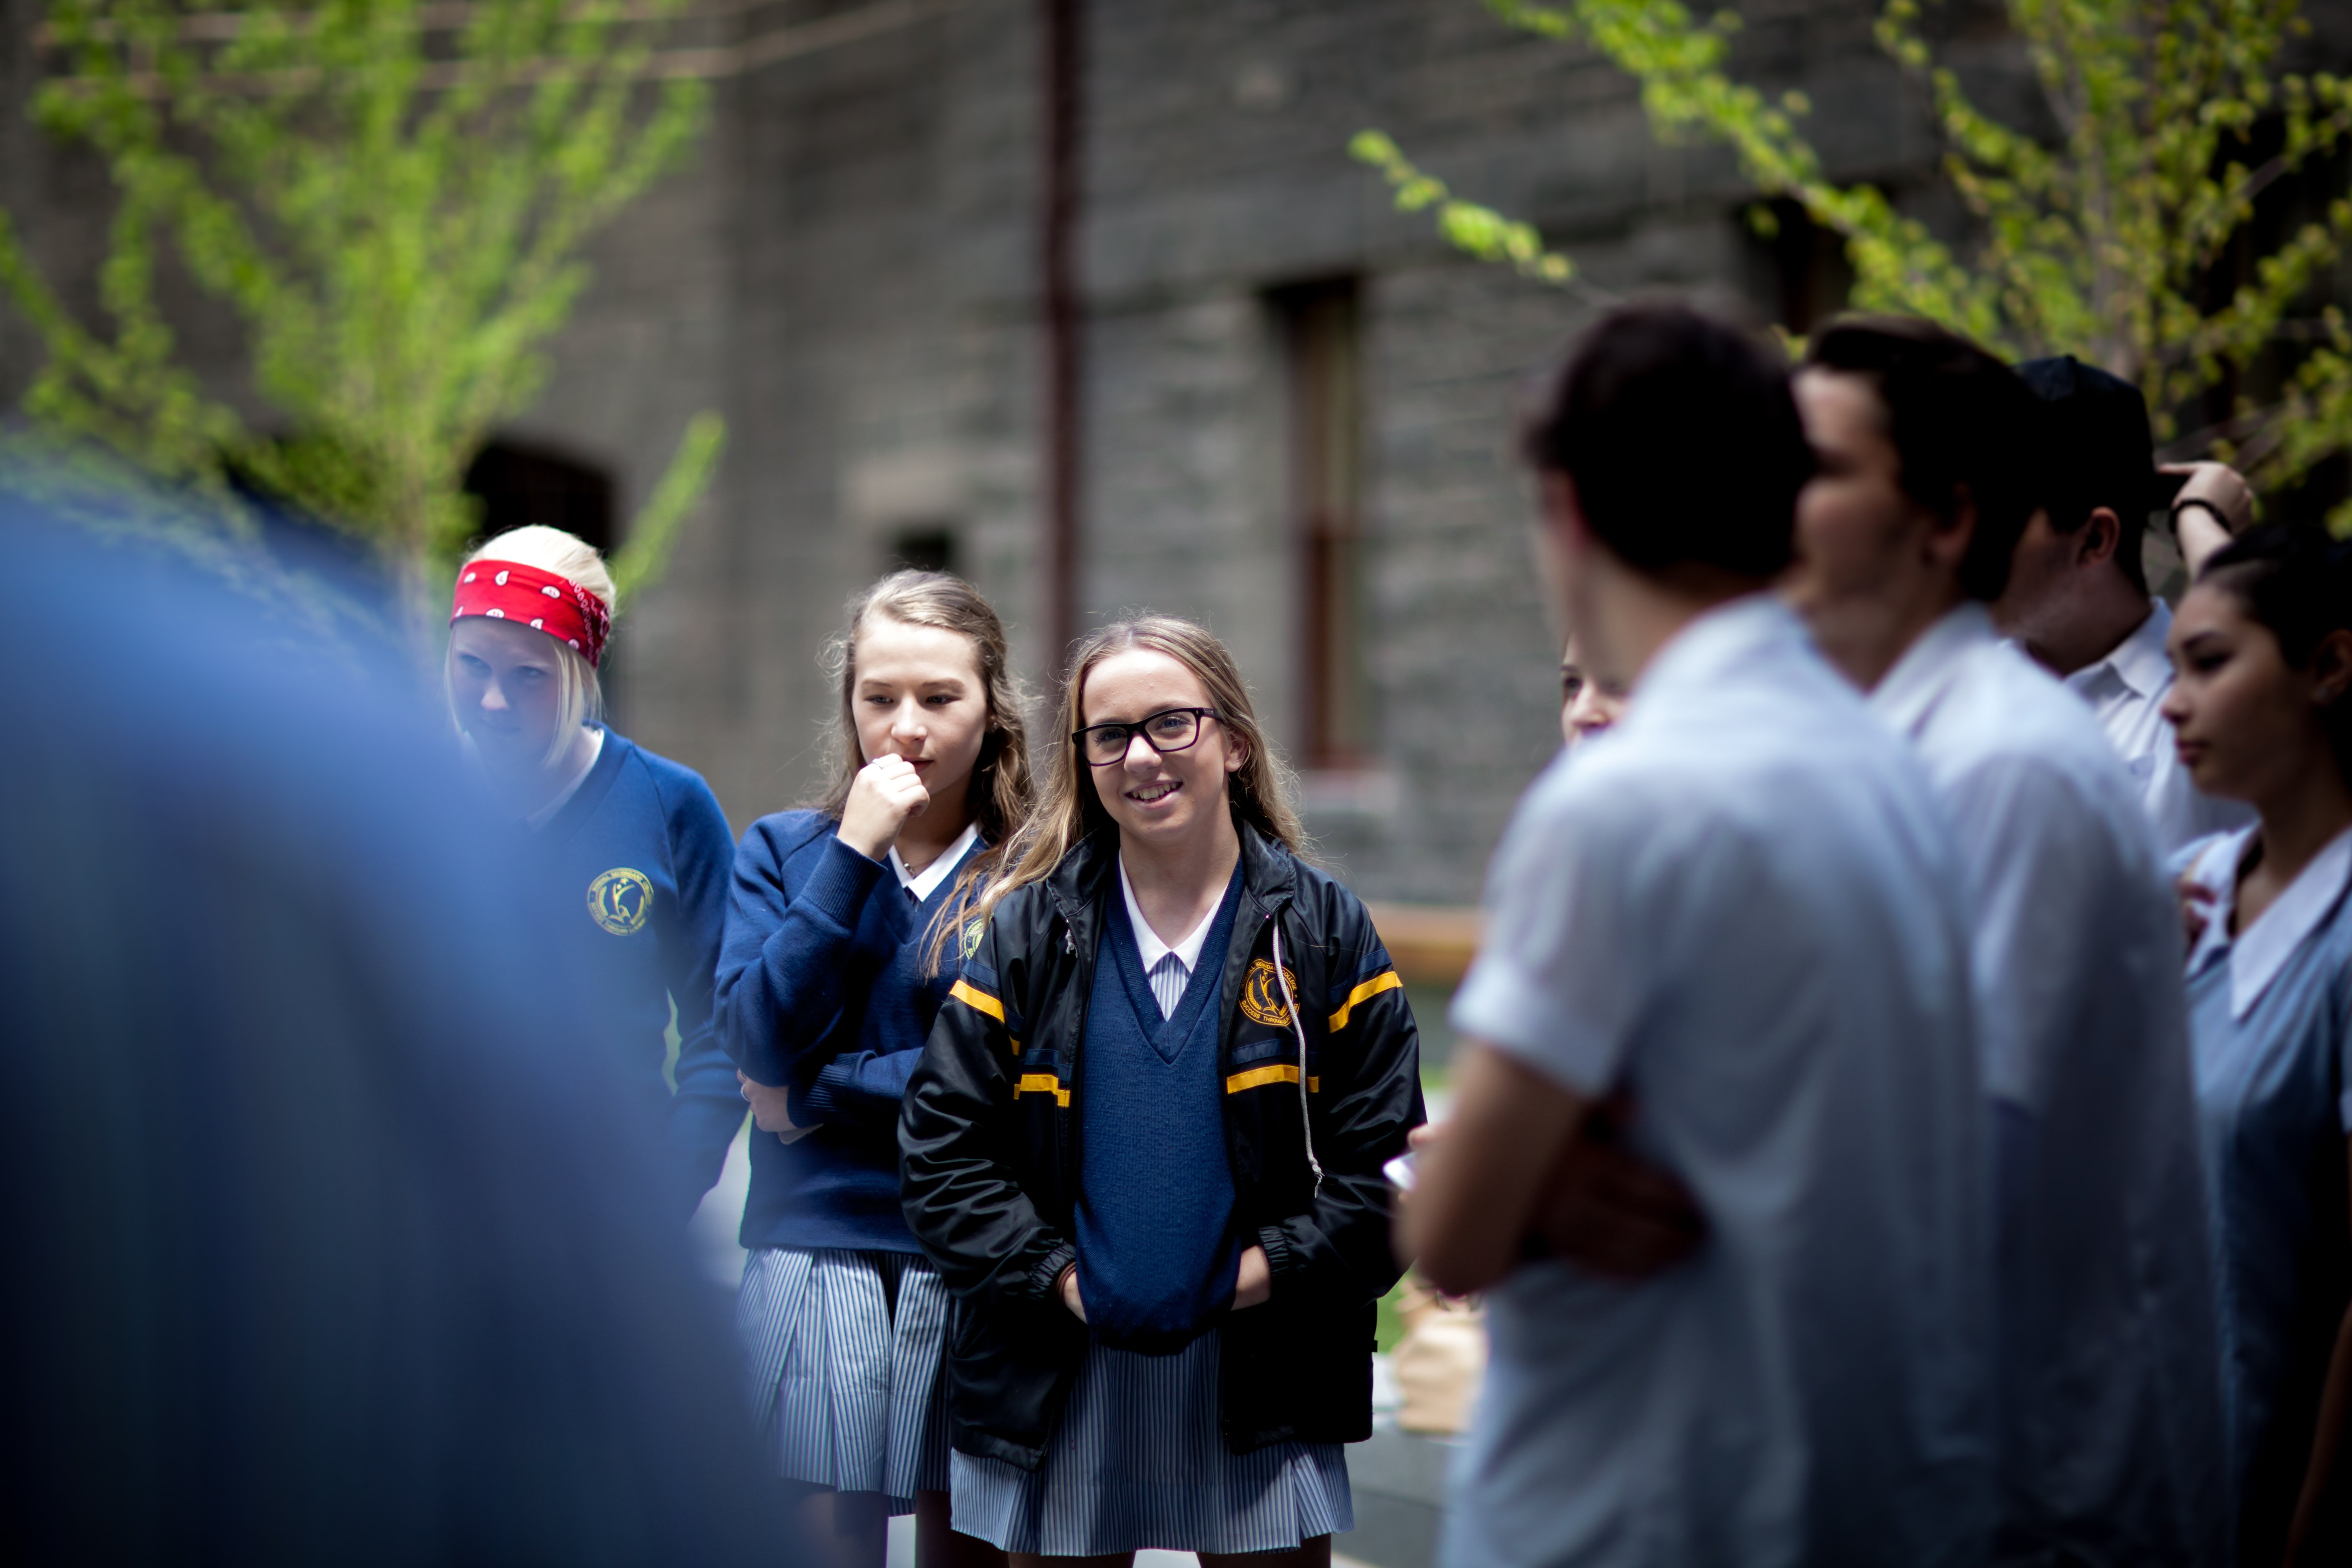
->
[1870,604,2226,1561]
[2066,597,2254,854]
[1447,594,1993,1567]
[888,819,981,905]
[2183,824,2352,1022]
[1117,854,1223,1019]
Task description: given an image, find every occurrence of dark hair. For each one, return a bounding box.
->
[2200,524,2352,786]
[1523,302,1813,580]
[1803,317,2039,601]
[2014,355,2155,594]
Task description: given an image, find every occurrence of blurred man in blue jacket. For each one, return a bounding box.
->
[0,485,790,1565]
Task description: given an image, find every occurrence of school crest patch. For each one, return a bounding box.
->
[587,867,653,936]
[961,918,986,959]
[1238,957,1299,1028]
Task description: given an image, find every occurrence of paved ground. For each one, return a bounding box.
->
[883,1532,1374,1568]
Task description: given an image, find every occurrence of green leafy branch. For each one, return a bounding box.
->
[1350,128,1593,294]
[0,0,727,642]
[1362,0,2352,526]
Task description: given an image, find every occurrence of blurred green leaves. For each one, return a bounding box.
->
[1351,129,1580,287]
[1360,0,2352,528]
[0,0,725,632]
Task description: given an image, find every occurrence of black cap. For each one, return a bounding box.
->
[2016,354,2162,517]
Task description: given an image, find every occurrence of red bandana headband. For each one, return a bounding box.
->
[450,559,611,666]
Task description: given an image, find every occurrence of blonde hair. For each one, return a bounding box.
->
[977,614,1306,931]
[811,571,1038,968]
[447,525,613,768]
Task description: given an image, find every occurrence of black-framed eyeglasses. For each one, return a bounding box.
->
[1072,707,1220,766]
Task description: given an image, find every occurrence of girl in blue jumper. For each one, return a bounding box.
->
[2164,526,2352,1562]
[717,572,1032,1568]
[446,526,740,1217]
[903,617,1422,1567]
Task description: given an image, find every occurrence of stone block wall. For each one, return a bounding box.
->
[0,0,2083,900]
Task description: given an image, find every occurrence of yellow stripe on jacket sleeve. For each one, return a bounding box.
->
[948,977,1005,1024]
[1326,969,1403,1033]
[1225,1063,1319,1095]
[1013,1073,1070,1106]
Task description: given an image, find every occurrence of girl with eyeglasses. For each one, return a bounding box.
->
[716,572,1031,1568]
[902,616,1423,1566]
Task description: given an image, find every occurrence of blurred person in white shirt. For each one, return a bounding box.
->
[1787,318,2226,1567]
[1405,302,1993,1568]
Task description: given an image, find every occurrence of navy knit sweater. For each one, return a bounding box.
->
[1074,867,1244,1353]
[715,809,985,1253]
[519,729,740,1219]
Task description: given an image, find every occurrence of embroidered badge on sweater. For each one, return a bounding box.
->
[588,867,653,935]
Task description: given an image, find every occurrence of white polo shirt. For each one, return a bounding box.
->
[1872,604,2226,1565]
[1447,596,1993,1568]
[2066,598,2254,854]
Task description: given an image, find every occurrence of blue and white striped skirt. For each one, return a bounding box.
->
[735,1246,952,1508]
[949,1327,1352,1556]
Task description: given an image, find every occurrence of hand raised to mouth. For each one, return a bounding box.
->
[837,753,932,861]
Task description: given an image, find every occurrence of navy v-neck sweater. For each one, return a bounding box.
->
[1073,867,1244,1353]
[715,810,985,1253]
[519,729,740,1220]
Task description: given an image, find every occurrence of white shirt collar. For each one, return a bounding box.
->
[890,819,981,903]
[526,726,606,830]
[2066,597,2173,703]
[2183,824,2352,1019]
[1634,593,1810,707]
[1869,603,1994,738]
[1117,854,1224,976]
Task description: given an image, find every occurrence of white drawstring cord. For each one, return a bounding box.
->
[1269,921,1323,1197]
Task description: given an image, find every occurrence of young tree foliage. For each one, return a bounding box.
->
[0,0,725,632]
[1359,0,2352,523]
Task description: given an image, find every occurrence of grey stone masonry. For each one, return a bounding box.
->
[22,0,2331,900]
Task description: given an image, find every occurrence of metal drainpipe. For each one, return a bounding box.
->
[1039,0,1082,676]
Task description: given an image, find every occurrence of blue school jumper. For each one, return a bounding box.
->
[522,729,740,1217]
[714,809,985,1253]
[1074,869,1245,1351]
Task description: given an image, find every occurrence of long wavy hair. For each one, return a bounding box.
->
[809,570,1036,968]
[976,614,1306,931]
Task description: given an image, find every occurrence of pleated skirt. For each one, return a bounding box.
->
[735,1246,952,1508]
[949,1326,1352,1556]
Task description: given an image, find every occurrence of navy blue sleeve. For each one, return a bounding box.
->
[714,814,890,1092]
[802,896,975,1129]
[803,1042,923,1129]
[651,761,742,1215]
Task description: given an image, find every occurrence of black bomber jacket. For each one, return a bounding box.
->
[898,823,1424,1470]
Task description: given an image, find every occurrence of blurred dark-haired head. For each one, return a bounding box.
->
[2014,354,2158,595]
[1523,301,1813,582]
[1799,316,2039,603]
[2163,523,2352,800]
